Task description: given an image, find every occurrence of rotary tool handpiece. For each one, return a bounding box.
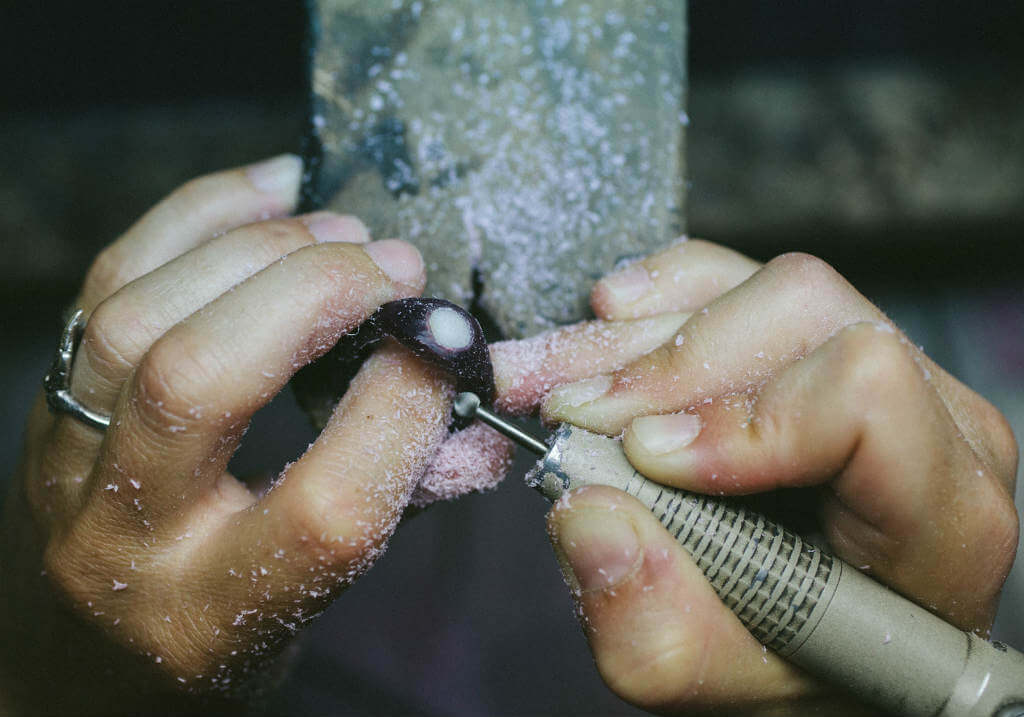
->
[452,394,1024,717]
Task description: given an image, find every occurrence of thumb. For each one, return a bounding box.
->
[546,486,822,715]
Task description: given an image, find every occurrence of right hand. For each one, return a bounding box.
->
[490,239,1018,715]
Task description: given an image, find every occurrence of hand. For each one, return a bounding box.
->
[491,240,1019,715]
[0,156,510,714]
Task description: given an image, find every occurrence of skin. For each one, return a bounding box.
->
[0,156,511,714]
[1,159,1018,715]
[492,239,1019,715]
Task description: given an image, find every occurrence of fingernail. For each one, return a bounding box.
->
[246,154,302,195]
[555,508,641,592]
[365,239,424,285]
[301,212,370,244]
[548,375,612,408]
[599,264,655,305]
[631,413,701,455]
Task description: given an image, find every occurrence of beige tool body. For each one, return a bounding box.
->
[528,425,1024,717]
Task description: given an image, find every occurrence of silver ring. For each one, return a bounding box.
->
[43,309,111,430]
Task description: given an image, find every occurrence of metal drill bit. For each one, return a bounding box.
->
[453,392,548,456]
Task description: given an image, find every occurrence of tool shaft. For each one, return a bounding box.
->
[474,405,548,456]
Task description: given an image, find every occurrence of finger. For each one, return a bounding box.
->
[78,154,303,310]
[190,343,453,657]
[43,213,370,492]
[411,421,515,506]
[547,486,826,714]
[81,239,425,527]
[621,322,1019,633]
[591,239,760,321]
[545,253,1006,476]
[46,343,453,683]
[72,212,369,416]
[547,254,882,433]
[491,312,689,415]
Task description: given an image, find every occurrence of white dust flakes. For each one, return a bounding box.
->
[324,6,682,331]
[883,632,892,645]
[233,609,257,627]
[104,483,118,492]
[553,491,573,512]
[129,478,141,490]
[491,315,683,415]
[112,579,128,591]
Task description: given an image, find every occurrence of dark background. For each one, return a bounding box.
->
[3,1,1024,296]
[2,2,1023,714]
[6,2,1024,110]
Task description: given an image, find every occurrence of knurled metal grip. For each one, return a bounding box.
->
[620,463,836,654]
[528,425,1024,717]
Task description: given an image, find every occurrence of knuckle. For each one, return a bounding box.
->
[134,333,220,424]
[42,534,103,613]
[281,483,393,574]
[983,492,1019,572]
[833,322,916,396]
[237,218,316,260]
[84,246,132,299]
[980,404,1020,484]
[82,301,145,378]
[767,251,837,281]
[646,342,686,381]
[767,252,851,305]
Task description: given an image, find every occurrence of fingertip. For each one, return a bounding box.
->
[299,212,371,244]
[364,239,426,291]
[542,375,612,421]
[548,488,643,595]
[548,486,802,709]
[413,422,515,506]
[540,378,644,434]
[621,412,704,487]
[629,412,702,455]
[590,263,654,320]
[245,153,302,207]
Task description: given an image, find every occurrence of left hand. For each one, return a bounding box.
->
[0,156,510,715]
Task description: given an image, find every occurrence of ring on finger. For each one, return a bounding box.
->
[44,309,111,431]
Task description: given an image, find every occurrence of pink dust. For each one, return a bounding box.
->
[413,422,515,507]
[490,313,686,415]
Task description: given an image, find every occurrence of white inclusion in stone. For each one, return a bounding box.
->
[428,307,473,350]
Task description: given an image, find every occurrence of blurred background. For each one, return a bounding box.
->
[2,2,1022,714]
